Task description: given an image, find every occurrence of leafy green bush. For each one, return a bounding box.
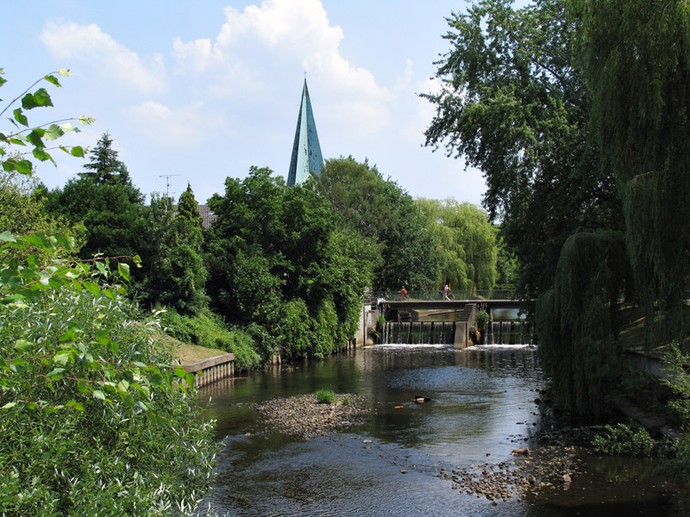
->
[592,423,655,457]
[0,288,218,514]
[475,309,489,336]
[161,308,261,371]
[662,343,690,428]
[315,389,337,404]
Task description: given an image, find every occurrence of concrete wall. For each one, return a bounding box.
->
[355,304,380,346]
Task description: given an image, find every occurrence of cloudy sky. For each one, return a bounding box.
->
[2,0,488,206]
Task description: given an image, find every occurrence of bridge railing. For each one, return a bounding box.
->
[370,289,519,302]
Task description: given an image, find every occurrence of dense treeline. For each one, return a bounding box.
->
[424,0,690,422]
[38,136,509,367]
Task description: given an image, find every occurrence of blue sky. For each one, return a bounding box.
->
[2,0,488,206]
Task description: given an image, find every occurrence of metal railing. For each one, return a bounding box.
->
[368,289,519,303]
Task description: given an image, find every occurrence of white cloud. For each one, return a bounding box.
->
[125,101,224,148]
[41,21,166,94]
[172,0,393,131]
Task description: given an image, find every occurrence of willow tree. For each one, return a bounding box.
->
[422,0,621,298]
[573,0,690,344]
[537,230,631,420]
[416,198,498,291]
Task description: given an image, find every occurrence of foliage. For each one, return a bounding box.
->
[314,156,440,291]
[416,198,497,290]
[495,233,519,288]
[573,0,690,344]
[665,434,690,479]
[0,68,92,175]
[205,167,373,361]
[0,70,215,514]
[160,308,261,371]
[315,388,337,405]
[661,343,690,429]
[0,171,83,264]
[422,0,621,297]
[536,230,631,421]
[81,133,139,200]
[592,424,655,457]
[139,188,208,314]
[47,177,146,264]
[475,309,489,337]
[0,235,217,514]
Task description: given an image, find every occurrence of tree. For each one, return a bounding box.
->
[205,166,373,360]
[573,0,690,343]
[45,133,145,266]
[81,132,141,203]
[314,156,440,291]
[47,178,146,261]
[422,0,621,297]
[416,198,498,291]
[139,185,208,314]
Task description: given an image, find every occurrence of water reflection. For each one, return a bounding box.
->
[198,346,690,516]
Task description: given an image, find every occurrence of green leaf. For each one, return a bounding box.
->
[44,123,64,141]
[46,367,65,380]
[44,74,61,87]
[70,145,85,157]
[2,294,27,304]
[66,400,85,412]
[94,328,110,345]
[1,402,17,410]
[26,128,45,148]
[95,261,107,277]
[32,147,51,162]
[58,329,77,343]
[13,339,34,352]
[117,262,130,281]
[173,366,187,379]
[92,390,106,401]
[13,108,28,127]
[21,89,54,110]
[82,280,101,296]
[0,231,17,243]
[53,351,71,365]
[117,379,130,393]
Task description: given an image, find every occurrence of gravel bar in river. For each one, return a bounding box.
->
[254,393,369,438]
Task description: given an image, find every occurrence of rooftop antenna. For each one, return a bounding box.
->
[159,174,180,198]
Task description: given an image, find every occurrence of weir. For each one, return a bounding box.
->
[375,296,533,347]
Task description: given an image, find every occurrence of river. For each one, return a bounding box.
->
[197,345,690,516]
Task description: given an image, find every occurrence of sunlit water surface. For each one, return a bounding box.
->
[197,345,690,516]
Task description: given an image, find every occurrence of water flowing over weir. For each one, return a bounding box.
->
[382,320,456,345]
[380,314,532,345]
[488,320,533,345]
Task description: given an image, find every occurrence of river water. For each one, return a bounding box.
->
[198,345,690,516]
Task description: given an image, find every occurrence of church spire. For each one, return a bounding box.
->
[287,79,324,186]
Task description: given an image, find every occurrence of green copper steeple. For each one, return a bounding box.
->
[287,79,323,186]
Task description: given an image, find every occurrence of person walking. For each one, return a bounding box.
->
[400,286,408,300]
[443,284,451,301]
